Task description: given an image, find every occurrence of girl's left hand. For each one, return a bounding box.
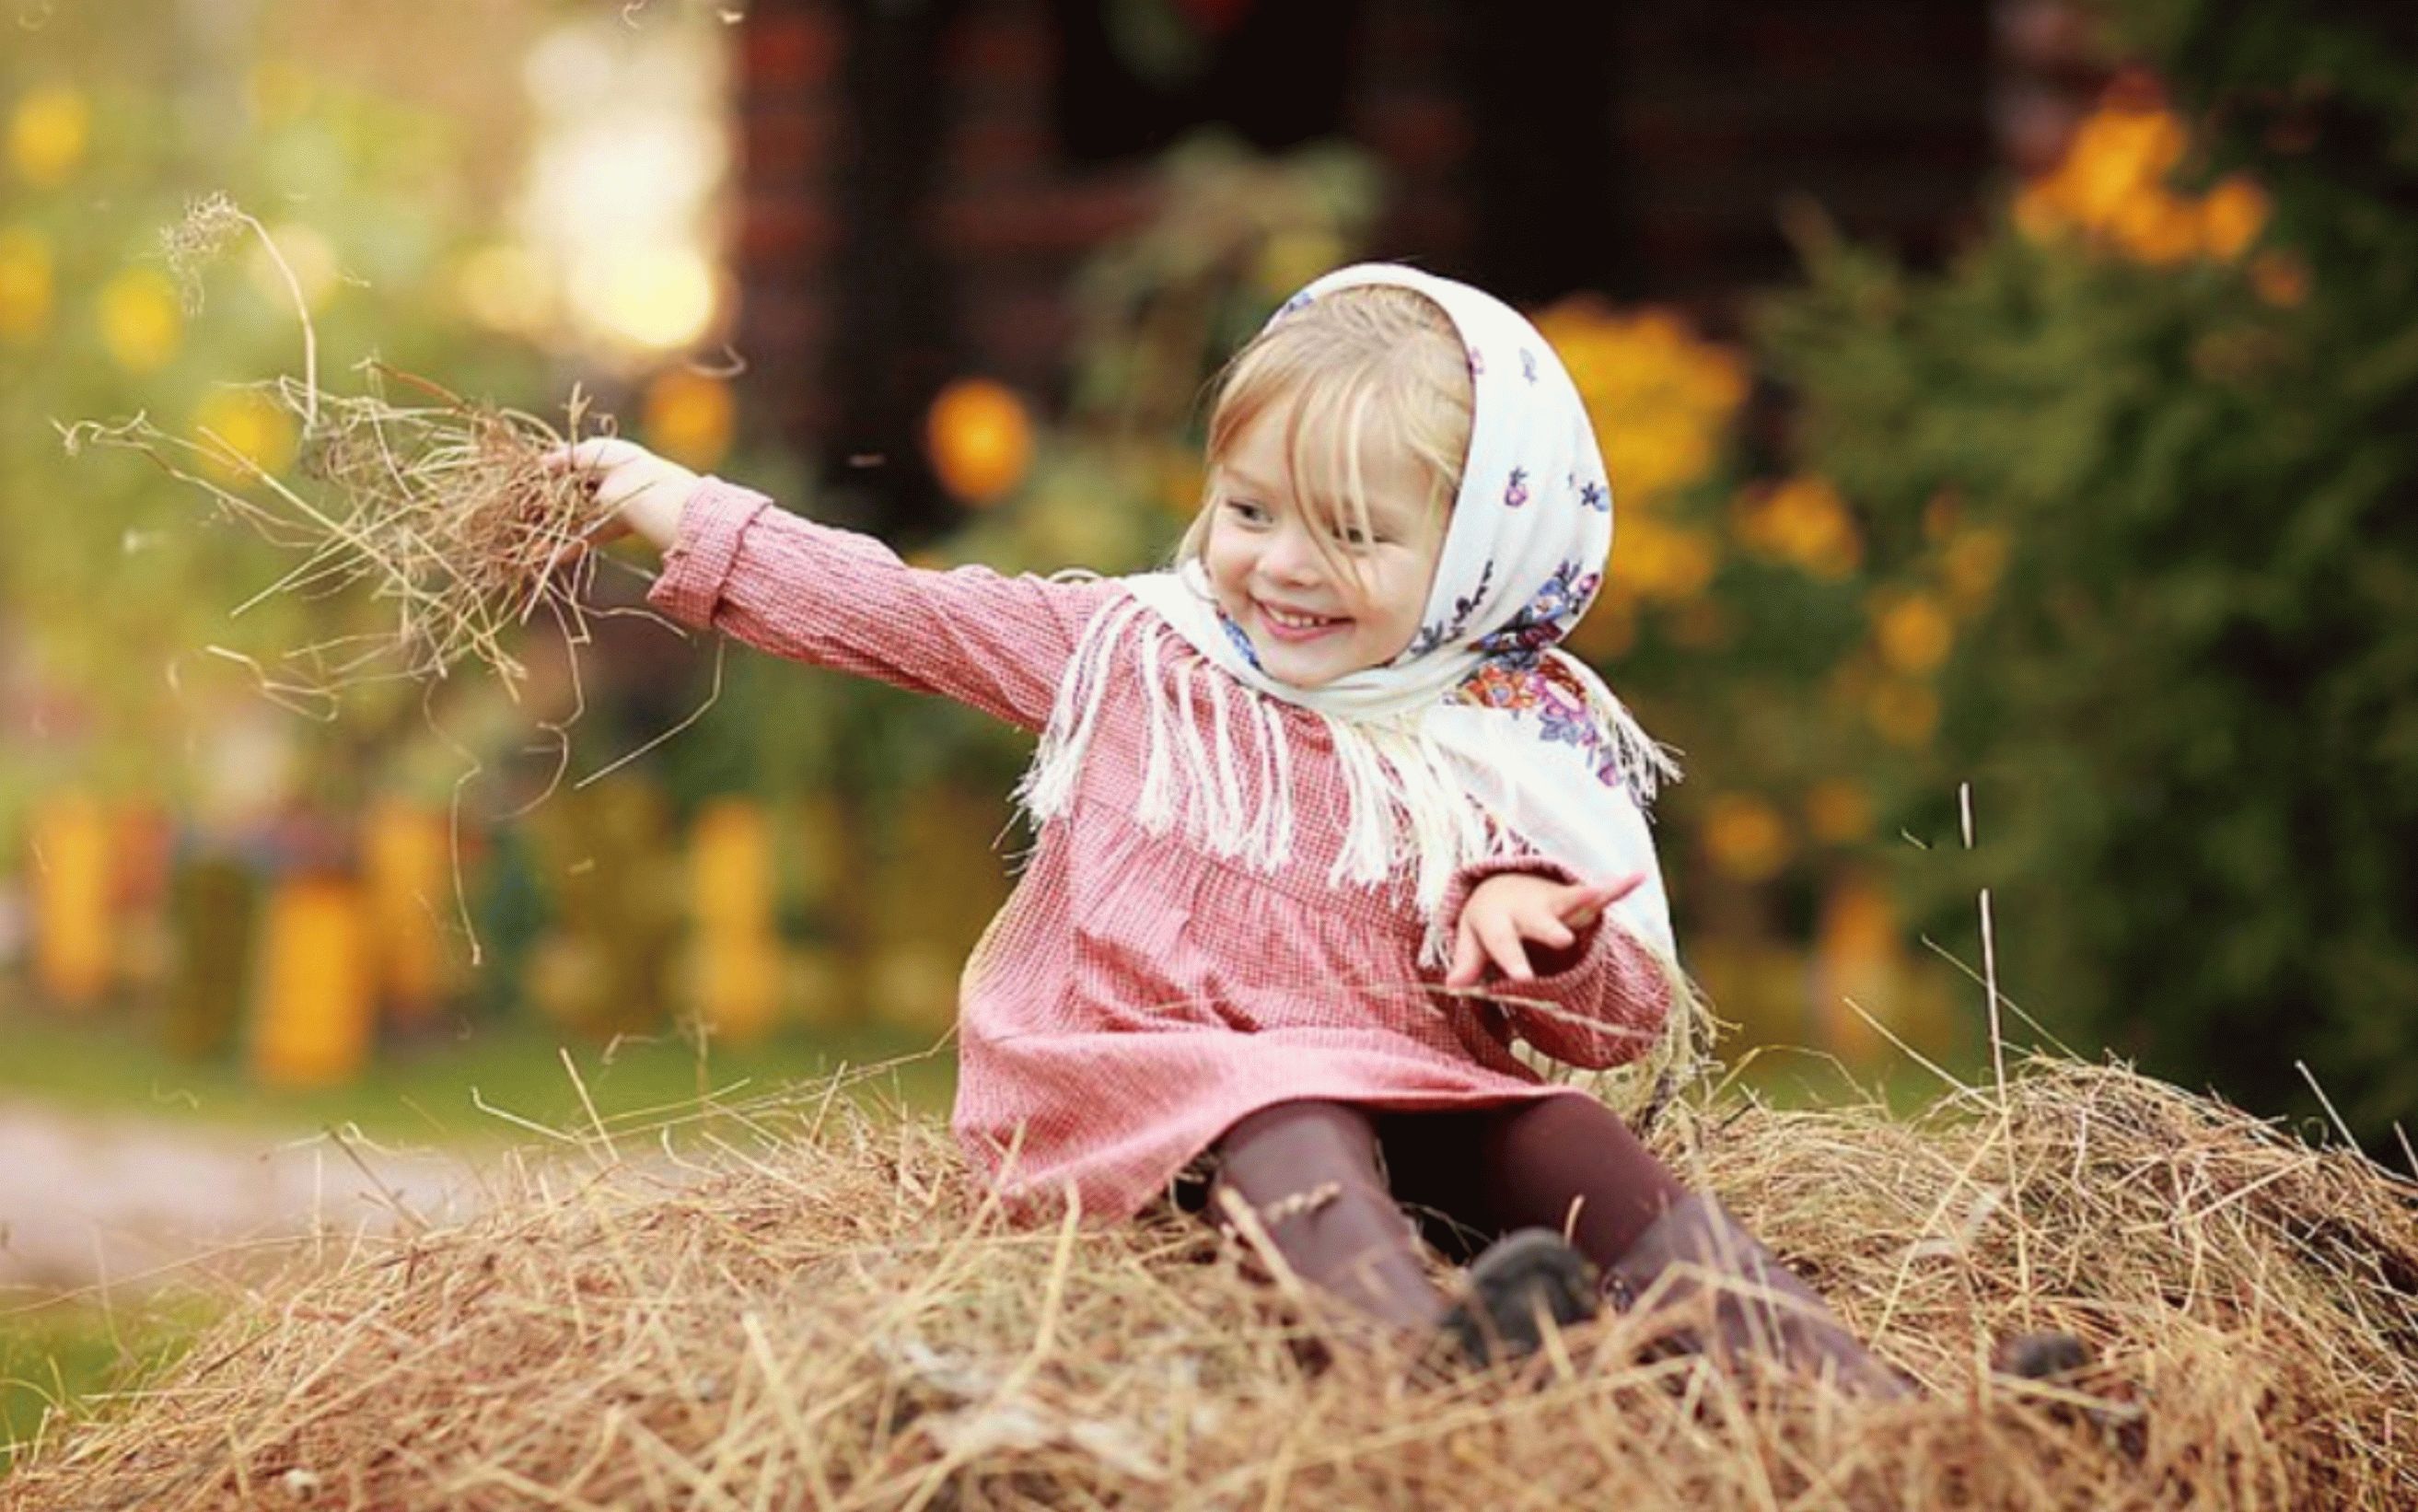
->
[1445,870,1645,989]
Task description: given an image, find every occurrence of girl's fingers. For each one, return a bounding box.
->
[1478,913,1534,983]
[1557,872,1646,925]
[1446,920,1484,989]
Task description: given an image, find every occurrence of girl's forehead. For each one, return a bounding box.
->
[1220,407,1424,490]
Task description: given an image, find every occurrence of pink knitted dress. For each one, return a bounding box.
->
[650,481,1675,1222]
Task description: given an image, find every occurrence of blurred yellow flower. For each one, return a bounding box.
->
[1866,680,1939,747]
[641,369,736,471]
[1734,475,1860,580]
[1804,780,1873,844]
[2110,192,2203,267]
[1875,592,1953,674]
[191,388,297,483]
[2198,178,2269,260]
[1611,517,1718,602]
[2017,99,2268,266]
[1536,297,1747,509]
[9,86,89,187]
[0,227,52,341]
[1703,794,1792,883]
[99,267,182,372]
[1943,527,2010,610]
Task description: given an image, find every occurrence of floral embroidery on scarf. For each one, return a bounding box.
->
[1471,560,1598,659]
[1503,467,1529,508]
[1451,657,1626,787]
[1467,344,1485,377]
[1520,348,1540,383]
[1404,559,1496,659]
[1578,479,1610,514]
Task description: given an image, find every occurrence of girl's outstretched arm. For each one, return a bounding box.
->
[1432,858,1674,1070]
[559,439,1119,732]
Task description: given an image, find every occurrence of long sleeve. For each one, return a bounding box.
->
[1431,855,1674,1070]
[646,478,1122,733]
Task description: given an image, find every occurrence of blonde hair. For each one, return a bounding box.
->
[1179,285,1474,587]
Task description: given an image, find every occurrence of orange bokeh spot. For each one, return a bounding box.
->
[926,378,1034,506]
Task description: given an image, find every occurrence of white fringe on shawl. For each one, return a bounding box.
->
[1014,592,1680,971]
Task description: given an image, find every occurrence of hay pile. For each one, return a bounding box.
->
[7,1056,2414,1510]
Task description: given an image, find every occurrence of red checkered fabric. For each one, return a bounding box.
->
[651,482,1673,1220]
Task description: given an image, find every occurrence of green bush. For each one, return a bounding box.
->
[1752,1,2418,1136]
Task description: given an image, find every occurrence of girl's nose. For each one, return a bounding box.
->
[1261,526,1325,585]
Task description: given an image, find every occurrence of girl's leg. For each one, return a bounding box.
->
[1376,1095,1687,1270]
[1383,1097,1910,1396]
[1205,1099,1448,1331]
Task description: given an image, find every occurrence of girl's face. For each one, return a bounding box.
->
[1201,405,1450,688]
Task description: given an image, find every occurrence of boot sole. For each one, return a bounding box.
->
[1444,1228,1599,1364]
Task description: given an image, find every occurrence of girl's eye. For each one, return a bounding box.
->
[1225,498,1268,524]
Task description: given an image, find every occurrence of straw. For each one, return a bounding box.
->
[7,1053,2412,1509]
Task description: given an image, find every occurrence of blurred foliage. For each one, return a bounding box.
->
[0,4,562,831]
[1750,42,2418,1134]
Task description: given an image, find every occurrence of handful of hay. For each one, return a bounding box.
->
[8,1055,2413,1509]
[63,194,622,711]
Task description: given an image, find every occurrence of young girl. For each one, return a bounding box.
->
[561,263,1907,1391]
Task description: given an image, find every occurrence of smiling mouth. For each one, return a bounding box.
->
[1257,601,1348,639]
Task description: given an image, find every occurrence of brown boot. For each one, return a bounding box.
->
[1603,1194,1913,1399]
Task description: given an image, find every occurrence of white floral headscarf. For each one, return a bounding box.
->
[1019,262,1680,968]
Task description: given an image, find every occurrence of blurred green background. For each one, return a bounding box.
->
[4,0,2413,1471]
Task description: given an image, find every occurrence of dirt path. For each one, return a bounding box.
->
[0,1102,481,1293]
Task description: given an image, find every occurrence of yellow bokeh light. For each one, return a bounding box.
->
[99,267,183,372]
[191,388,298,483]
[1943,528,2010,610]
[1735,475,1861,581]
[1536,297,1747,511]
[642,368,736,471]
[2015,99,2271,268]
[927,378,1035,506]
[247,222,343,313]
[0,227,53,341]
[1875,593,1954,675]
[1612,517,1719,602]
[569,245,716,354]
[2198,178,2269,260]
[453,242,559,336]
[9,85,89,187]
[1703,794,1793,883]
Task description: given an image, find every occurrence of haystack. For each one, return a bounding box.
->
[6,1055,2413,1510]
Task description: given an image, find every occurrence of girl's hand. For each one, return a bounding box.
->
[1445,870,1645,989]
[545,437,701,553]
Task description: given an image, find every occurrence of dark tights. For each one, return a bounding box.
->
[1203,1097,1690,1330]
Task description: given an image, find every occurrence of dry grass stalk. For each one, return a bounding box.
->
[63,194,625,710]
[6,1053,2413,1510]
[62,366,616,711]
